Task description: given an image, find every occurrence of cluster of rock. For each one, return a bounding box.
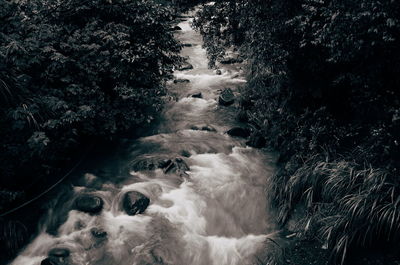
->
[217,87,266,148]
[41,248,70,265]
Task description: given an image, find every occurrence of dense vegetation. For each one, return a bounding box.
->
[0,0,185,259]
[194,0,400,264]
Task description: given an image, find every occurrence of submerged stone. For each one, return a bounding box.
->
[180,150,191,157]
[90,227,107,238]
[176,62,193,71]
[201,125,216,132]
[218,88,235,106]
[191,92,202,98]
[174,79,190,83]
[219,57,243,64]
[41,257,59,265]
[216,69,222,75]
[48,248,70,258]
[74,194,103,214]
[227,127,251,138]
[123,191,150,215]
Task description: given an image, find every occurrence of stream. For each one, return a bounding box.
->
[10,9,279,265]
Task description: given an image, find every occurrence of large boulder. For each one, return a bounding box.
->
[164,157,190,174]
[218,88,235,106]
[176,62,193,71]
[74,194,103,214]
[246,131,266,148]
[226,127,251,138]
[131,157,172,171]
[123,191,150,216]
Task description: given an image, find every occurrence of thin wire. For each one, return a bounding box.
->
[0,145,92,218]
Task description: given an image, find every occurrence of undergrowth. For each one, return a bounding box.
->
[193,0,400,264]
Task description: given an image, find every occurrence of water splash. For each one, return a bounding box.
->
[10,8,278,265]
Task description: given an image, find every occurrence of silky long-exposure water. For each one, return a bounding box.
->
[10,10,279,265]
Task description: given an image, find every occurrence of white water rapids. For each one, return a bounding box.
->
[10,10,279,265]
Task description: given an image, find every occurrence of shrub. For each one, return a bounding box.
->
[0,0,180,206]
[194,0,400,263]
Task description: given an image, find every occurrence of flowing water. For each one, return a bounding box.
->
[10,10,278,265]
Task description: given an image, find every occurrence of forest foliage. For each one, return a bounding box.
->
[193,0,400,263]
[0,0,182,216]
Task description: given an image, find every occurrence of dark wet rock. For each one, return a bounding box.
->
[218,88,235,106]
[227,127,251,138]
[158,159,172,169]
[219,57,243,64]
[123,191,150,215]
[190,124,216,132]
[164,158,190,174]
[236,109,249,122]
[48,248,70,258]
[180,150,191,157]
[133,159,157,171]
[41,257,60,265]
[201,125,216,132]
[246,131,266,148]
[174,79,190,83]
[232,74,240,79]
[216,69,222,75]
[91,227,107,238]
[182,43,193,47]
[191,92,202,98]
[172,25,182,31]
[74,194,103,214]
[132,157,173,171]
[176,62,193,71]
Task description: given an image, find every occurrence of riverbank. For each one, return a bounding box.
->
[193,1,400,264]
[9,7,280,265]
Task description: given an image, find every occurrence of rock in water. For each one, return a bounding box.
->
[218,88,235,106]
[176,62,193,71]
[246,131,266,148]
[48,248,70,258]
[164,157,190,174]
[158,159,172,169]
[182,43,193,47]
[174,79,190,83]
[172,25,182,31]
[219,57,243,64]
[191,92,202,98]
[123,191,150,215]
[215,69,222,75]
[41,257,59,265]
[227,127,251,138]
[74,194,103,214]
[91,227,107,238]
[201,125,216,132]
